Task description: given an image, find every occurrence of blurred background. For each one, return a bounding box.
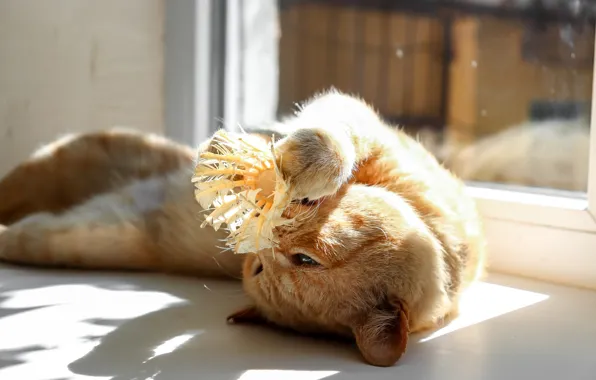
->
[1,0,595,194]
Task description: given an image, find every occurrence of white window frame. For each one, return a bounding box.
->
[464,40,596,290]
[165,1,596,290]
[164,0,225,147]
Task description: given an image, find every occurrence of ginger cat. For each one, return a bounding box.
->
[444,118,589,192]
[0,90,485,367]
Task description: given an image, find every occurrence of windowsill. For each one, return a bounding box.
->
[0,265,594,379]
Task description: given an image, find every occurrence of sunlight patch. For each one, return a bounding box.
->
[0,283,188,379]
[418,282,549,343]
[0,284,184,351]
[148,331,203,360]
[238,370,339,380]
[0,284,183,312]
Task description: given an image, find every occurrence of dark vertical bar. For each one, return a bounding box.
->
[288,4,298,114]
[439,16,453,134]
[377,0,391,114]
[326,4,339,88]
[296,1,305,102]
[401,14,414,116]
[354,1,366,95]
[210,0,228,132]
[277,0,298,116]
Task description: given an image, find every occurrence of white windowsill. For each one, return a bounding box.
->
[0,265,594,379]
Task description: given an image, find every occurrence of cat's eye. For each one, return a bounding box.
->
[251,258,263,276]
[254,263,263,276]
[291,253,320,266]
[292,198,317,206]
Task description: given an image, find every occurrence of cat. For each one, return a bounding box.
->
[443,118,589,192]
[415,118,590,192]
[0,90,485,367]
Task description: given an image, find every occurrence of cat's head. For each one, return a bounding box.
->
[228,184,447,367]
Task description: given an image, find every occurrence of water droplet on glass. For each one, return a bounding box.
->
[396,49,404,58]
[570,0,581,14]
[471,61,478,68]
[481,109,487,117]
[571,53,576,59]
[559,26,575,48]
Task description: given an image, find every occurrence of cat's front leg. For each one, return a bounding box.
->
[274,90,393,201]
[274,127,356,201]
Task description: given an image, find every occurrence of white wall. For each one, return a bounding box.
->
[0,0,164,176]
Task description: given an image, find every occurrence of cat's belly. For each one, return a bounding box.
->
[148,169,245,278]
[122,176,167,214]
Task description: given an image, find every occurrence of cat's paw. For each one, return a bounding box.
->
[275,128,355,201]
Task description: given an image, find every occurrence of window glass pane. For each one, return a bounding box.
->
[239,0,596,194]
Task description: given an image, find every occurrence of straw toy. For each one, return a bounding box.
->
[192,130,293,254]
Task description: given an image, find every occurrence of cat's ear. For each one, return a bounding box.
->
[226,306,267,325]
[351,297,410,367]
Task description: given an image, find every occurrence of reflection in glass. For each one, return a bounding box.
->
[270,0,595,193]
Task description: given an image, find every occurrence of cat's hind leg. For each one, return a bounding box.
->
[0,185,162,271]
[0,129,193,226]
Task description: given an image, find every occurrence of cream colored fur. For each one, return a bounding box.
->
[420,118,590,192]
[0,90,485,367]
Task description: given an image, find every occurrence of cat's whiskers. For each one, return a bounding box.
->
[201,283,246,298]
[374,225,389,240]
[210,256,242,280]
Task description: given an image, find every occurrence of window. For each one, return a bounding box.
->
[167,0,596,289]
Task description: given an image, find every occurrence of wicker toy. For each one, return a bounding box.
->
[192,130,293,254]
